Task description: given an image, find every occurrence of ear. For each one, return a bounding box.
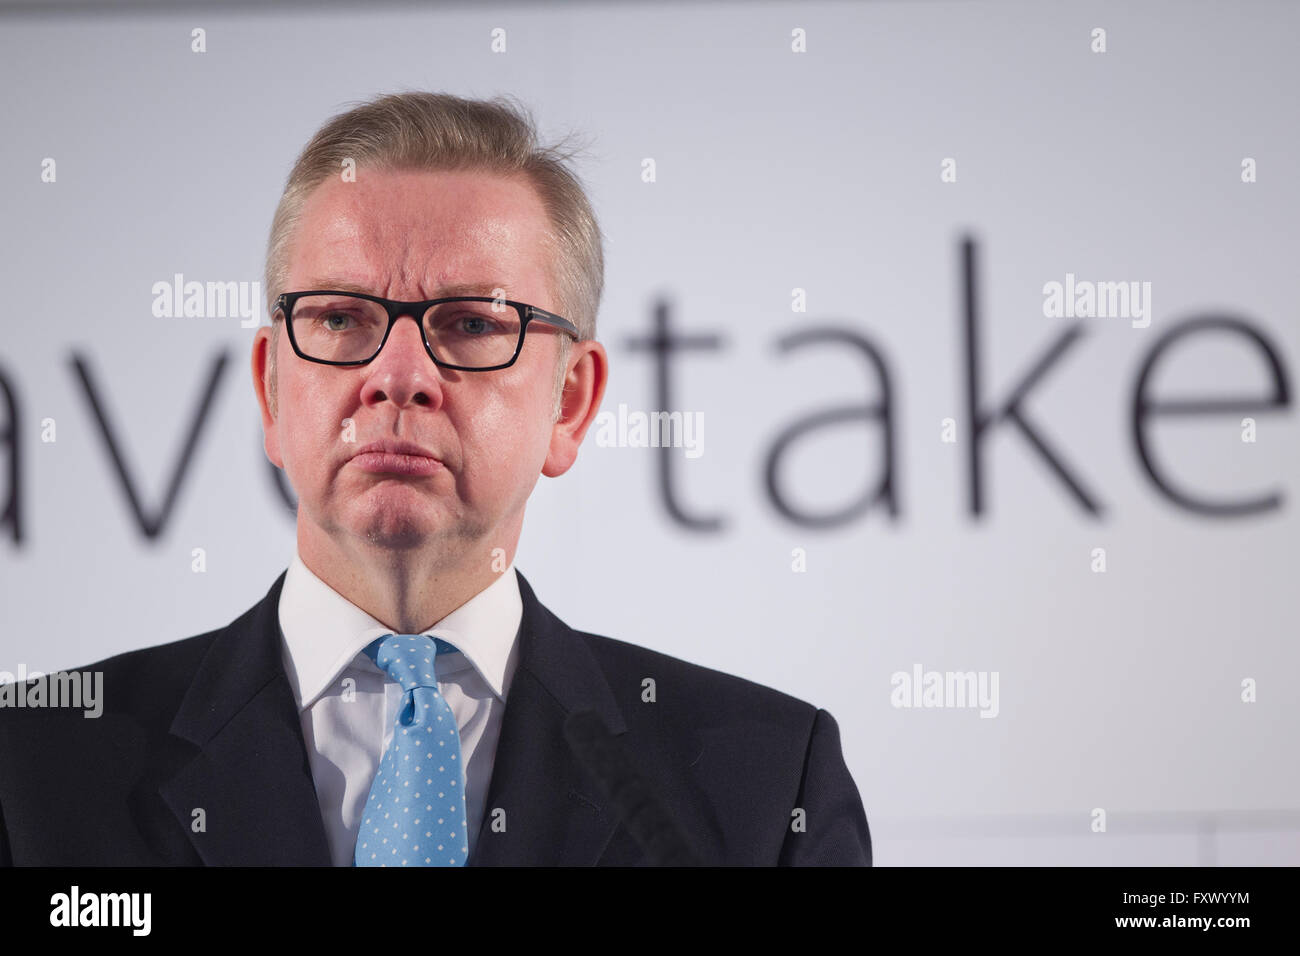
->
[251,325,285,469]
[542,340,608,478]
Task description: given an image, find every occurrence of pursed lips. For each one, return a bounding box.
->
[349,440,443,476]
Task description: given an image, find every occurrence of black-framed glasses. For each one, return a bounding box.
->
[273,290,580,371]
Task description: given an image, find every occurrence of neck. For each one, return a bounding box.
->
[298,528,519,633]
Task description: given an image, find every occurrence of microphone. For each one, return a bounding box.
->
[563,710,701,866]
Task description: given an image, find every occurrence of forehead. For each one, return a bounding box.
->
[287,166,555,303]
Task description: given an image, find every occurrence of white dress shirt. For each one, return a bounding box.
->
[276,551,523,866]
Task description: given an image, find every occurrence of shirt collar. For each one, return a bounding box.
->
[277,550,522,711]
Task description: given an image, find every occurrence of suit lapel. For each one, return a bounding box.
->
[469,571,630,866]
[154,568,635,866]
[158,571,332,865]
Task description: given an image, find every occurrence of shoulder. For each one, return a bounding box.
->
[573,628,820,732]
[515,570,819,730]
[78,628,220,690]
[0,573,282,738]
[0,629,219,739]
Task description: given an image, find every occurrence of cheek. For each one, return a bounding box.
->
[458,388,550,474]
[279,375,351,480]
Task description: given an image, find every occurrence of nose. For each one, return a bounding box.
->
[358,313,448,409]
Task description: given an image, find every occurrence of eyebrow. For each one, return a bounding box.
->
[304,279,510,299]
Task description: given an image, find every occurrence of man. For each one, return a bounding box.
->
[0,92,871,866]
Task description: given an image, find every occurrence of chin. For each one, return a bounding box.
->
[344,496,434,541]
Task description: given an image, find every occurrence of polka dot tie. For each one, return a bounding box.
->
[354,634,467,867]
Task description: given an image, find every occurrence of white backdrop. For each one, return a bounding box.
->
[1,0,1297,865]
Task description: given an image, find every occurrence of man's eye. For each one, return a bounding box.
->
[321,312,358,331]
[436,312,503,335]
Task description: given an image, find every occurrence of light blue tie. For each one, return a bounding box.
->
[354,633,468,867]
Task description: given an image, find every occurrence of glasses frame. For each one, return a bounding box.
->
[273,290,581,372]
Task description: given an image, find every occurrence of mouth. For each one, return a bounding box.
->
[350,441,443,477]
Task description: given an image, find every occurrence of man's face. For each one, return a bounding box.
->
[251,167,594,563]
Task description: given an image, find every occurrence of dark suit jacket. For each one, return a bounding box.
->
[0,570,870,865]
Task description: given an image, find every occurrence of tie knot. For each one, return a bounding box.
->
[365,633,457,691]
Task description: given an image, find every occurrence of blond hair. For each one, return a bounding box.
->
[264,91,604,420]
